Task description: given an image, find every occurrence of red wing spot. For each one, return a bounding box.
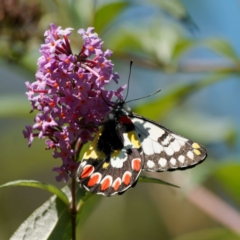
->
[100,176,112,191]
[123,172,132,186]
[87,173,101,187]
[80,165,94,179]
[113,178,121,191]
[132,158,141,172]
[119,116,132,125]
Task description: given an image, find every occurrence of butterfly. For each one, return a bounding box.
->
[76,99,207,196]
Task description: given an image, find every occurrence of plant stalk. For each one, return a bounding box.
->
[71,177,76,240]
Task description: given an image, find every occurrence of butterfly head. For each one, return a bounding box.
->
[106,99,131,121]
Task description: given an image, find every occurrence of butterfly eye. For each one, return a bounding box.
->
[126,148,132,155]
[108,113,114,119]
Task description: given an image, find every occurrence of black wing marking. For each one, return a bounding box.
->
[131,114,207,172]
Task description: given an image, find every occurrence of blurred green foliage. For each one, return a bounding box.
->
[0,0,239,239]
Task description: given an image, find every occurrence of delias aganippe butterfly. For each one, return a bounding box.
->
[76,99,207,196]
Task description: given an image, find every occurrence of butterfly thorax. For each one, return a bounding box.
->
[106,100,132,121]
[97,100,135,156]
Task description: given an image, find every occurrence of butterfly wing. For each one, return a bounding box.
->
[131,115,207,171]
[77,119,144,196]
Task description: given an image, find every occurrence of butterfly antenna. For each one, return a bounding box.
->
[101,91,114,107]
[124,60,133,102]
[126,88,161,104]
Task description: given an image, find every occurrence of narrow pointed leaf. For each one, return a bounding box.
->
[0,180,69,206]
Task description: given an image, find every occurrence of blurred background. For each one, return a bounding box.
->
[0,0,240,239]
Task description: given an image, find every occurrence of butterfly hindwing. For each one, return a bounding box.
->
[131,115,207,171]
[77,117,144,196]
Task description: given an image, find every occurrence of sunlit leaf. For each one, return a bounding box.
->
[8,186,93,240]
[172,38,196,61]
[9,186,72,240]
[107,24,182,67]
[105,29,144,56]
[94,2,129,33]
[0,180,69,206]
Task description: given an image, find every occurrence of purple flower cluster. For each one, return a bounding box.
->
[23,24,125,182]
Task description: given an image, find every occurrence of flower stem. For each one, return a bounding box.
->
[71,177,76,240]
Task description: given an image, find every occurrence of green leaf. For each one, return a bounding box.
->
[172,38,196,61]
[133,73,229,120]
[172,38,240,68]
[202,38,239,63]
[0,180,69,206]
[105,29,144,56]
[8,185,95,240]
[94,2,129,33]
[212,162,240,205]
[139,176,180,188]
[9,186,72,240]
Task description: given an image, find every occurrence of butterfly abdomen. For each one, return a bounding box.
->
[97,120,124,154]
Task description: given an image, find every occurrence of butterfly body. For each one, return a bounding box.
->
[77,100,207,196]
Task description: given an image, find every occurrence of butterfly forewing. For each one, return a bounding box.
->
[131,116,207,172]
[77,118,144,196]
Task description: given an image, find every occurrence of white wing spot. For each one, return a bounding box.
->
[187,151,194,160]
[111,151,128,168]
[170,157,177,166]
[171,140,181,152]
[165,146,174,156]
[147,160,155,168]
[158,158,167,167]
[178,155,185,163]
